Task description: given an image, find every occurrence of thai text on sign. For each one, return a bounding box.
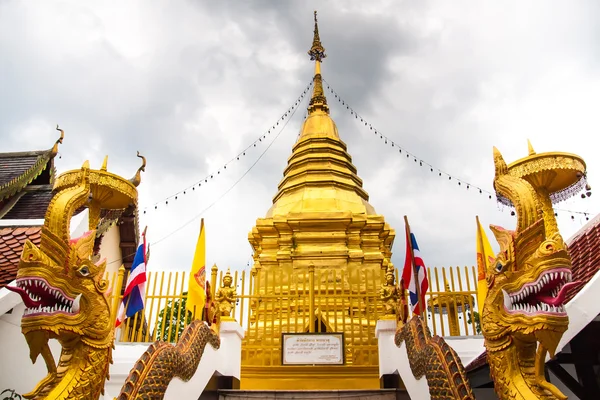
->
[282,333,344,365]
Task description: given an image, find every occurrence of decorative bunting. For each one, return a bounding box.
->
[322,79,594,222]
[141,81,313,215]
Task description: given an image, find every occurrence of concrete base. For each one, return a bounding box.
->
[240,366,380,390]
[218,389,409,400]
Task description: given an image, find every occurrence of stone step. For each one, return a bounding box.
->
[214,389,409,400]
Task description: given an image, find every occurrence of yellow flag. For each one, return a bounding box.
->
[476,216,495,316]
[186,218,206,320]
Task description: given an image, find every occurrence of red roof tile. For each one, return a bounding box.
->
[465,351,487,372]
[0,226,42,289]
[564,215,600,303]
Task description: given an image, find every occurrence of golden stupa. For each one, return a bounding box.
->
[242,12,395,389]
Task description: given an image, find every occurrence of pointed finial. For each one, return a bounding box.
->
[129,151,146,187]
[307,11,329,115]
[308,11,326,62]
[527,139,536,155]
[100,155,108,171]
[50,125,65,158]
[386,263,395,276]
[493,146,508,176]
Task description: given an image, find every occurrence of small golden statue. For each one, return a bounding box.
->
[215,268,237,321]
[380,264,401,319]
[397,278,409,326]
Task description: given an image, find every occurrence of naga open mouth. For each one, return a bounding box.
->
[6,278,81,317]
[502,268,578,316]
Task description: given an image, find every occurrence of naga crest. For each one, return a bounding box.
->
[482,142,586,399]
[7,151,142,399]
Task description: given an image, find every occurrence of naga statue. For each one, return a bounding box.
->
[7,150,220,399]
[481,143,584,399]
[394,142,586,400]
[395,315,475,400]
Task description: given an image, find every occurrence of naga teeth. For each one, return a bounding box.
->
[72,294,81,313]
[502,289,512,308]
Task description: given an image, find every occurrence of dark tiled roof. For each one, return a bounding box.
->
[466,214,600,372]
[0,150,53,201]
[2,189,53,219]
[0,226,42,288]
[0,152,44,186]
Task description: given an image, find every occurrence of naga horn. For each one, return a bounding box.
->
[39,161,92,268]
[493,147,542,233]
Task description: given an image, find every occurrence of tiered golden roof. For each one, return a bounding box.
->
[267,11,375,217]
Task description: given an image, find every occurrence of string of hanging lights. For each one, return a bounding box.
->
[108,82,310,265]
[322,79,595,222]
[141,81,314,215]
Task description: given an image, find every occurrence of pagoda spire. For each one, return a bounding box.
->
[307,11,329,115]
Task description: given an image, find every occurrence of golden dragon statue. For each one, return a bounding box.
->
[395,315,475,400]
[394,142,586,400]
[7,147,220,399]
[480,142,585,400]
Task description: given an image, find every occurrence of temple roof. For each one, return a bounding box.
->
[0,226,41,289]
[0,186,54,219]
[0,150,56,202]
[266,12,376,218]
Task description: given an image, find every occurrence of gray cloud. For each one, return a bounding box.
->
[1,0,598,278]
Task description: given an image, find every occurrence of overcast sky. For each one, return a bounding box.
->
[2,1,599,280]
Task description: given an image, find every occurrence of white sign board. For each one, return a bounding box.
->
[282,333,344,365]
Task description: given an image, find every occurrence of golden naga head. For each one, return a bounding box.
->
[7,154,141,353]
[483,142,585,355]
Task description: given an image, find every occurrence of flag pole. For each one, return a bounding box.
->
[404,215,425,320]
[475,216,485,263]
[475,215,488,317]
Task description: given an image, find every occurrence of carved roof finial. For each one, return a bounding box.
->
[50,124,65,158]
[129,151,146,187]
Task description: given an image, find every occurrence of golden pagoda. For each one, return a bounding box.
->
[243,12,395,389]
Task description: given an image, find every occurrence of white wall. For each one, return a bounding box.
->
[98,223,123,276]
[444,335,485,367]
[104,321,243,399]
[1,283,243,400]
[376,319,486,400]
[69,209,124,277]
[0,299,61,396]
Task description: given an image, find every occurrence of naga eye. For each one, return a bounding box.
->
[78,266,90,276]
[495,261,504,273]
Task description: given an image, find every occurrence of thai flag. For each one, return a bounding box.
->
[402,228,429,315]
[115,239,147,328]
